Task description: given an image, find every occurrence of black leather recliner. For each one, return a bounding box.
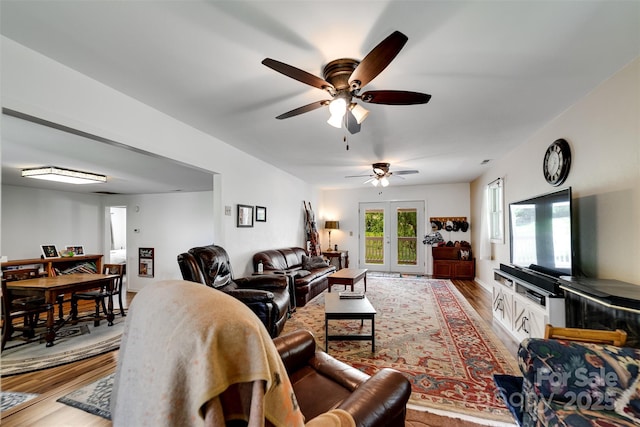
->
[177,244,290,337]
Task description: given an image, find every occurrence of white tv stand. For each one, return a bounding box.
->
[492,267,565,342]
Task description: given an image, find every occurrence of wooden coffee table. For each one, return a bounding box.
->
[324,292,376,352]
[327,268,368,293]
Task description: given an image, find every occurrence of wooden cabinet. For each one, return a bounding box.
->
[492,272,514,332]
[492,269,565,341]
[2,254,104,277]
[431,246,475,279]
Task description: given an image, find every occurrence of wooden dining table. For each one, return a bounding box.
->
[6,273,118,347]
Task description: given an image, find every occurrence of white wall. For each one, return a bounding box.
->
[2,185,104,258]
[1,37,319,289]
[103,191,214,291]
[471,57,640,289]
[1,186,215,291]
[320,183,470,274]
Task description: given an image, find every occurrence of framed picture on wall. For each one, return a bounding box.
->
[237,204,254,227]
[138,247,154,278]
[41,244,59,258]
[255,206,267,222]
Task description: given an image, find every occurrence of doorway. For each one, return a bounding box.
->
[358,201,425,273]
[108,206,127,265]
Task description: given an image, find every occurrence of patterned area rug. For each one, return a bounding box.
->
[1,392,38,412]
[57,373,114,419]
[58,277,518,425]
[282,275,520,425]
[1,313,126,376]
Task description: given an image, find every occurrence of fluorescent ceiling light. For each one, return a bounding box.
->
[22,167,107,185]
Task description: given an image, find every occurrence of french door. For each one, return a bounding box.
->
[359,201,425,273]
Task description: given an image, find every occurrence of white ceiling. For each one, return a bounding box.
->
[1,1,639,192]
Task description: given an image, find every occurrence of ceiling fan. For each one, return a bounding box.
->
[345,162,419,187]
[262,31,431,134]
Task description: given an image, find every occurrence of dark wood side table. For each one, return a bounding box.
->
[322,250,349,270]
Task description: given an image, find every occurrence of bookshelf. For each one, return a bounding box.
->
[2,254,103,277]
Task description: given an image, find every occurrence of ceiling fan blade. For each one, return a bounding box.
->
[349,31,408,91]
[262,58,334,91]
[360,90,431,105]
[275,100,328,119]
[394,169,419,175]
[345,109,361,134]
[363,177,376,184]
[345,173,373,178]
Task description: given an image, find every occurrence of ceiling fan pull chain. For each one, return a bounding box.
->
[344,135,349,151]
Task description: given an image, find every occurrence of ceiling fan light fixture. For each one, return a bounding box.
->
[380,176,389,187]
[371,178,379,187]
[349,103,369,124]
[326,113,344,128]
[327,94,349,128]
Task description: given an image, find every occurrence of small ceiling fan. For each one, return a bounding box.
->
[262,31,431,134]
[345,162,419,187]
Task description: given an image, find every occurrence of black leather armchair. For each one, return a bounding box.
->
[177,244,290,337]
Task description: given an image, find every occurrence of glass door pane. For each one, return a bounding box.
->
[396,208,417,266]
[364,208,385,265]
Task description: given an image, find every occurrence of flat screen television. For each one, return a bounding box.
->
[509,187,573,277]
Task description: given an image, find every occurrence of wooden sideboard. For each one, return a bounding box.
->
[2,254,104,277]
[431,246,475,279]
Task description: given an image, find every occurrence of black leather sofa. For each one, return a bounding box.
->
[177,244,290,337]
[252,247,336,307]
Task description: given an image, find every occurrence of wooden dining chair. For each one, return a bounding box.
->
[104,263,126,317]
[1,279,54,351]
[70,263,125,327]
[544,324,628,346]
[4,268,66,324]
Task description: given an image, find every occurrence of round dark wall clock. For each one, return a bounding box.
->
[543,138,571,186]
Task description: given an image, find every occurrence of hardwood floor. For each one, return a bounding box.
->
[1,279,519,426]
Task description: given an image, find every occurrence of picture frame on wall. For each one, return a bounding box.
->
[138,247,154,278]
[237,204,254,227]
[255,206,267,222]
[41,244,59,258]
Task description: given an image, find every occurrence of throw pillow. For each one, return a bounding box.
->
[302,255,329,270]
[295,269,311,278]
[616,376,640,424]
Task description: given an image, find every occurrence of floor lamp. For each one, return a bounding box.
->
[324,221,339,251]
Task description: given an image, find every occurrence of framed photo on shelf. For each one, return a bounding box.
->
[41,244,59,259]
[64,245,85,256]
[255,206,267,222]
[237,204,254,227]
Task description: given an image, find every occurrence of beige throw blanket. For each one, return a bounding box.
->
[111,280,306,426]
